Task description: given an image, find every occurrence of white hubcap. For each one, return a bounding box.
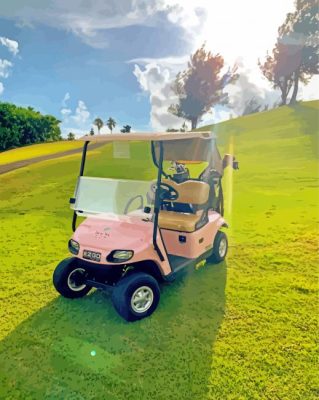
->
[67,268,87,291]
[219,238,227,258]
[131,286,154,313]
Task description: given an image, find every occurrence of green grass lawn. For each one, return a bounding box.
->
[0,140,84,165]
[0,101,318,399]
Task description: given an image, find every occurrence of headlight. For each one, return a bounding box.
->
[107,250,134,263]
[68,239,80,255]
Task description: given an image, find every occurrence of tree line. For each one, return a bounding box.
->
[90,117,131,135]
[68,119,131,139]
[168,0,318,129]
[0,102,61,151]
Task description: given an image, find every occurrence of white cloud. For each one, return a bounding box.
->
[298,75,319,102]
[0,0,176,47]
[60,93,90,125]
[61,108,72,116]
[0,36,19,56]
[226,63,281,117]
[197,107,231,127]
[71,100,90,125]
[60,93,71,121]
[128,55,188,67]
[0,59,13,78]
[133,63,186,131]
[0,37,18,93]
[59,92,91,137]
[61,92,70,107]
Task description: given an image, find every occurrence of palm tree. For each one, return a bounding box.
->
[120,125,131,133]
[93,117,103,135]
[106,117,116,134]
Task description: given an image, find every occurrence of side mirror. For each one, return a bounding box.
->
[223,154,239,170]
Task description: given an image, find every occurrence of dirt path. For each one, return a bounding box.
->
[0,143,104,175]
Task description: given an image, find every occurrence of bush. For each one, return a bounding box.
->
[0,102,62,151]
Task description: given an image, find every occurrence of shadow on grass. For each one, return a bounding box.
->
[0,262,227,400]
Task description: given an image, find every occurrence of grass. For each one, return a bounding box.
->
[0,140,83,165]
[0,100,318,399]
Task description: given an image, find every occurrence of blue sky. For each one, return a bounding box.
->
[0,9,190,134]
[0,0,317,136]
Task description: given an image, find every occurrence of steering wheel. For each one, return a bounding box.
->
[124,195,144,215]
[158,182,178,201]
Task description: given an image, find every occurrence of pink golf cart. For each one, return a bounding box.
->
[53,132,238,321]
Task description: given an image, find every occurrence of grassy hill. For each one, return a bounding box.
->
[0,140,83,166]
[0,101,318,399]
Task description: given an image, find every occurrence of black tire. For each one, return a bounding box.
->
[207,231,228,264]
[53,258,91,298]
[111,272,160,322]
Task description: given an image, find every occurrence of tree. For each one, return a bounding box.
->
[0,102,61,151]
[106,117,116,133]
[280,0,319,104]
[90,127,94,136]
[259,0,318,105]
[0,126,20,151]
[259,43,295,105]
[120,125,131,133]
[68,132,75,140]
[168,44,238,129]
[93,117,104,134]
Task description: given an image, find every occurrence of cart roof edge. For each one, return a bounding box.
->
[79,131,213,142]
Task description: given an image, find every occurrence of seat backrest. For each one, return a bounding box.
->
[162,179,209,205]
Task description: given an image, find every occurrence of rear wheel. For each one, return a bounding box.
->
[53,258,91,298]
[111,272,160,322]
[207,231,228,264]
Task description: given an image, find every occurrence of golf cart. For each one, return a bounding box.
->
[53,131,238,321]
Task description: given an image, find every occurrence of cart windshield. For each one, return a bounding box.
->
[71,140,157,217]
[72,176,154,216]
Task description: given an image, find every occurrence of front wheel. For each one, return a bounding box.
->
[111,272,160,322]
[207,231,228,264]
[53,258,91,298]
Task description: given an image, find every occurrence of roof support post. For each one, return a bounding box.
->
[72,141,89,232]
[152,141,165,261]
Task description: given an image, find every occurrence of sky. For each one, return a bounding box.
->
[0,0,318,136]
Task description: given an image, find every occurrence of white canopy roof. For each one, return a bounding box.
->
[80,131,212,142]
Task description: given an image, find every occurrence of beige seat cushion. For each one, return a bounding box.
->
[159,210,201,232]
[158,179,209,232]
